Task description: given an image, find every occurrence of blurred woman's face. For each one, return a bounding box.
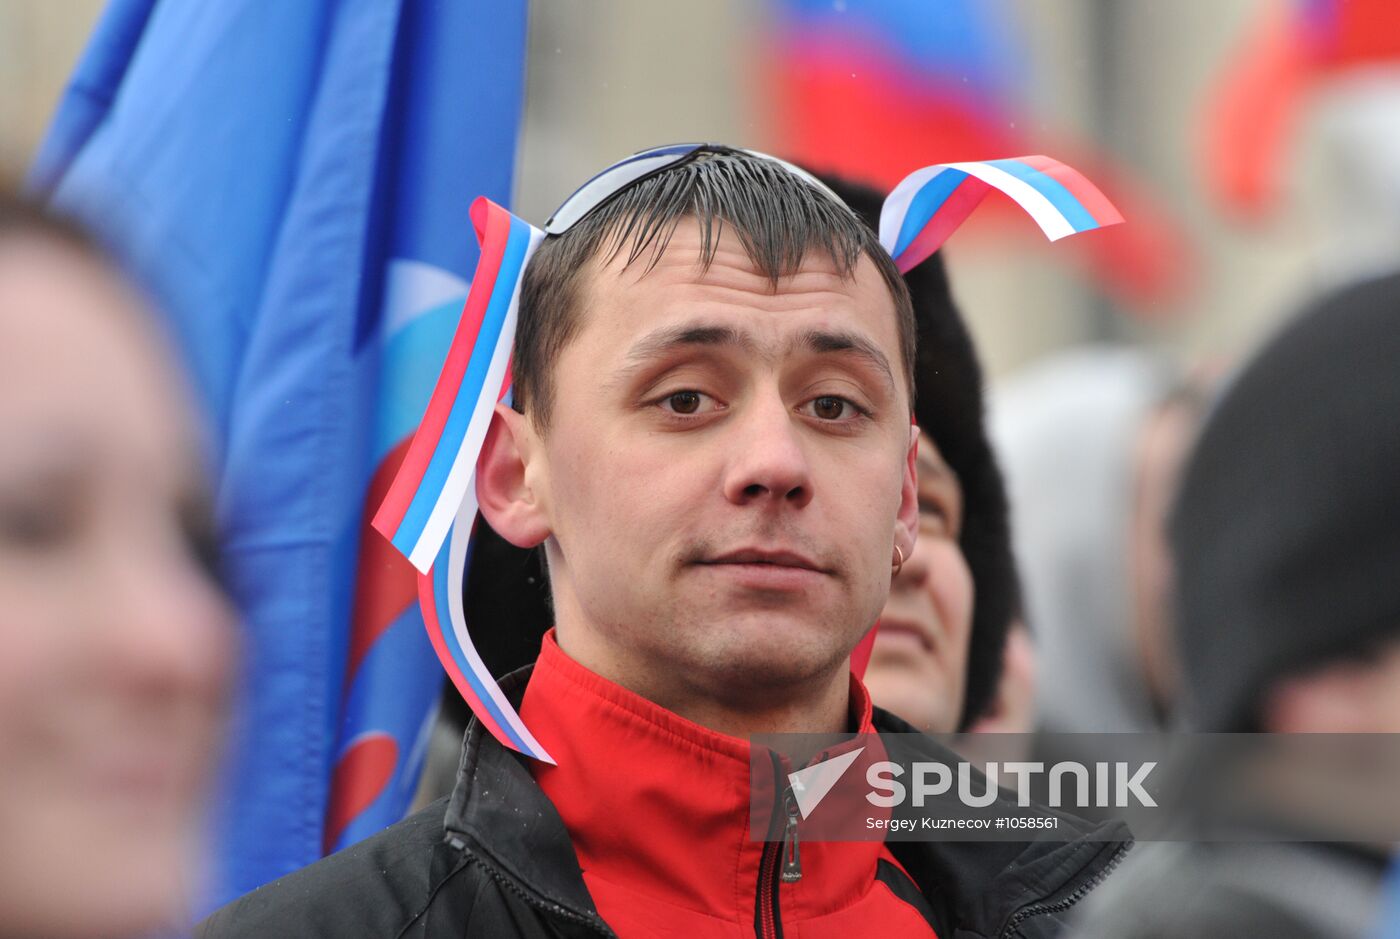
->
[0,235,235,939]
[862,431,973,733]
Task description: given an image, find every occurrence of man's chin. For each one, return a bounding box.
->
[679,611,862,686]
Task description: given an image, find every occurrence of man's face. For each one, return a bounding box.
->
[520,218,917,704]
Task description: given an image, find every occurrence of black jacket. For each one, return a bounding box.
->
[199,669,1130,939]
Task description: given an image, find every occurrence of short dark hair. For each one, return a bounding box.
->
[513,149,917,430]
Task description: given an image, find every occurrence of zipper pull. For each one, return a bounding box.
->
[781,790,802,883]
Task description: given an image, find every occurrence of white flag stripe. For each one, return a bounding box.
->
[879,164,946,253]
[407,227,543,573]
[407,311,515,572]
[942,161,1076,241]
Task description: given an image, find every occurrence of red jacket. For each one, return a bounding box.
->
[522,631,937,937]
[199,635,1130,939]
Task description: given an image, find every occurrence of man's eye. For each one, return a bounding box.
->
[803,395,862,421]
[660,390,715,415]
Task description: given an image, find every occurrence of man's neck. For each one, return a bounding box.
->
[516,632,893,935]
[554,625,852,738]
[650,677,852,739]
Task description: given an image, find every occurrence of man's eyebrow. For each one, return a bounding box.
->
[610,323,758,385]
[789,328,897,394]
[606,323,897,396]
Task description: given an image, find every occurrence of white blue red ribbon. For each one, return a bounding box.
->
[372,197,553,763]
[879,155,1123,273]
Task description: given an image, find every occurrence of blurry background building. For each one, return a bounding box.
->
[5,0,1396,378]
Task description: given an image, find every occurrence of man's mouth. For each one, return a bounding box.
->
[694,547,832,590]
[703,548,828,572]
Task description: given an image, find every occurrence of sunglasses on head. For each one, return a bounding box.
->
[543,142,849,236]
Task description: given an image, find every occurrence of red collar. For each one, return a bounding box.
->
[519,630,893,933]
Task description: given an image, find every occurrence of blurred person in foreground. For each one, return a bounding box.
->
[991,349,1205,736]
[202,146,1126,939]
[1072,271,1400,938]
[0,192,236,938]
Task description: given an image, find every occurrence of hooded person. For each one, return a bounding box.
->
[990,349,1185,735]
[1070,270,1400,939]
[200,145,1128,939]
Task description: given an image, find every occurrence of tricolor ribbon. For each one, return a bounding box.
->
[879,155,1123,273]
[374,154,1120,766]
[372,196,553,763]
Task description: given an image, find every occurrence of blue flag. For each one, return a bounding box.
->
[31,0,530,906]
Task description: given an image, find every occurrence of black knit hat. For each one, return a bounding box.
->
[1171,271,1400,732]
[457,176,1020,729]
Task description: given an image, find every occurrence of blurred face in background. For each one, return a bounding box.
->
[0,231,235,939]
[1265,640,1400,734]
[863,430,974,733]
[1130,396,1197,720]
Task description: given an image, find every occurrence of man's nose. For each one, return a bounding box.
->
[721,393,813,509]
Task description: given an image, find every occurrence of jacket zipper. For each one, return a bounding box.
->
[995,838,1133,939]
[756,798,802,939]
[756,753,806,939]
[780,790,802,883]
[756,837,783,939]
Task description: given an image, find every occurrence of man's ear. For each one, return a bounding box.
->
[476,403,551,548]
[896,424,921,559]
